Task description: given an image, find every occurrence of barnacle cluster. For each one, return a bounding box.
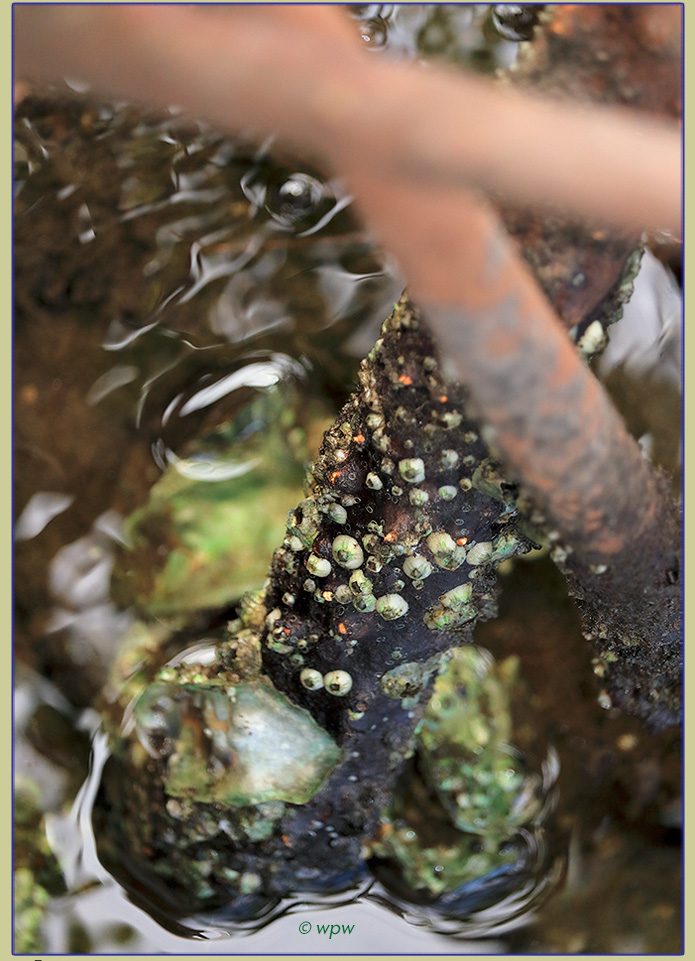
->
[260,295,537,736]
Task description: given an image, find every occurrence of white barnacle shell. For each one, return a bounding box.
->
[306,554,331,578]
[300,668,324,691]
[265,608,282,629]
[441,411,462,429]
[578,320,607,356]
[398,458,426,484]
[334,584,353,603]
[352,592,376,612]
[373,431,391,455]
[349,569,373,595]
[324,670,353,696]
[362,533,379,552]
[376,594,409,620]
[466,541,493,566]
[328,503,348,524]
[403,555,433,580]
[427,531,467,570]
[365,472,383,490]
[409,488,429,506]
[332,534,364,570]
[491,531,521,561]
[439,582,472,611]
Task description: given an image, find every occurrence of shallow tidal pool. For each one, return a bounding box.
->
[14,4,682,954]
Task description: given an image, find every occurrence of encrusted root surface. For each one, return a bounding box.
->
[97,295,535,909]
[556,472,682,732]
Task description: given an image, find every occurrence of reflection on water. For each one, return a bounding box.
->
[13,3,681,954]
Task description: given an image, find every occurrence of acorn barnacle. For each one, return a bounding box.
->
[324,670,353,696]
[306,554,332,578]
[349,569,373,595]
[353,592,376,613]
[403,555,433,580]
[332,534,365,570]
[328,503,348,524]
[334,584,353,603]
[427,531,467,570]
[375,593,409,620]
[466,541,493,566]
[398,458,426,484]
[300,668,324,691]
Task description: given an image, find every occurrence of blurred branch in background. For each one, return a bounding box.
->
[14,4,681,233]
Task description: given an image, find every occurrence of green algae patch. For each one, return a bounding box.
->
[371,646,550,898]
[114,470,307,618]
[417,646,541,838]
[376,802,519,897]
[14,782,67,953]
[112,382,333,619]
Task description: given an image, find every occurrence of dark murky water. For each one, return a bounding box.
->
[14,5,682,954]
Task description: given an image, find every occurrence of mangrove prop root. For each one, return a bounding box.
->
[338,4,682,729]
[99,296,538,908]
[414,201,681,730]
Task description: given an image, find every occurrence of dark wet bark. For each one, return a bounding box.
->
[420,198,681,729]
[257,298,536,858]
[471,3,684,730]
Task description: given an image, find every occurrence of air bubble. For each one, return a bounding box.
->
[265,173,329,227]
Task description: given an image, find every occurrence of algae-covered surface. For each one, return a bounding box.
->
[13,4,681,954]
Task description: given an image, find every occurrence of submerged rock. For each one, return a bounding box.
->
[134,680,341,806]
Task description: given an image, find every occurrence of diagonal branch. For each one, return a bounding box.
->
[346,168,681,727]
